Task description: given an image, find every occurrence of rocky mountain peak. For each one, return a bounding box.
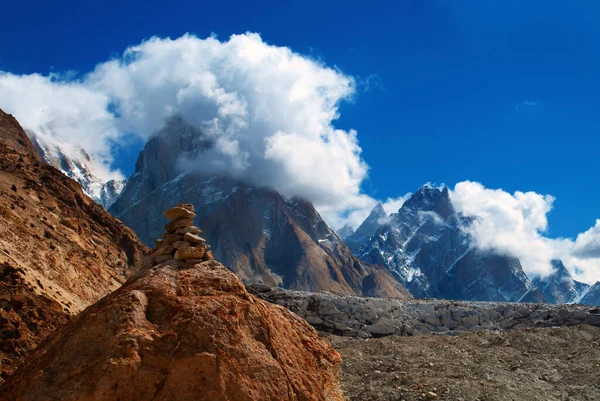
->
[355,183,545,303]
[110,118,411,298]
[28,133,125,209]
[343,203,388,252]
[532,259,589,304]
[402,185,454,221]
[579,281,600,305]
[336,224,355,240]
[0,110,40,160]
[0,205,346,401]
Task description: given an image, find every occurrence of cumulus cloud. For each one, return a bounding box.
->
[572,220,600,259]
[450,181,600,284]
[0,33,382,225]
[0,72,123,181]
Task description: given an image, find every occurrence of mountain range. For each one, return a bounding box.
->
[344,186,598,305]
[108,117,411,299]
[21,115,599,306]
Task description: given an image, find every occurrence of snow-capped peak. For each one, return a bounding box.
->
[29,132,125,208]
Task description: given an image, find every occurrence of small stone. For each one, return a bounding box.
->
[202,250,214,261]
[162,233,184,242]
[155,239,165,249]
[174,246,206,260]
[426,391,438,399]
[175,226,201,235]
[172,241,192,249]
[11,184,17,192]
[154,255,172,263]
[183,232,206,245]
[177,203,195,212]
[164,206,196,221]
[165,218,194,233]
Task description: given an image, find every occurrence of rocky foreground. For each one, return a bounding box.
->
[0,109,147,382]
[0,205,346,400]
[248,285,600,400]
[329,325,600,401]
[248,284,600,338]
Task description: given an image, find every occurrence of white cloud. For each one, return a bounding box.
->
[381,193,412,215]
[450,181,600,284]
[0,72,123,181]
[572,220,600,259]
[0,33,384,225]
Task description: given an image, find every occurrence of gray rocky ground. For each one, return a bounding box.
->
[248,284,600,338]
[249,285,600,400]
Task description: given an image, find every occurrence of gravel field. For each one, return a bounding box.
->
[327,325,600,401]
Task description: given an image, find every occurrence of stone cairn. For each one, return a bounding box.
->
[144,203,213,268]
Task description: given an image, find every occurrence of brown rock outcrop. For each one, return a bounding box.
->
[0,109,148,382]
[0,206,347,401]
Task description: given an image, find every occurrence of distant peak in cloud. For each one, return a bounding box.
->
[450,181,600,284]
[0,32,393,228]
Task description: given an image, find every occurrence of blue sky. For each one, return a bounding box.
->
[1,0,599,240]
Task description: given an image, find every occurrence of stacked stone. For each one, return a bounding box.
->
[148,203,213,266]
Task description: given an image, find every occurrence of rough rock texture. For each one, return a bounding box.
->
[0,247,346,400]
[0,109,148,382]
[329,325,600,401]
[248,284,600,338]
[110,117,411,299]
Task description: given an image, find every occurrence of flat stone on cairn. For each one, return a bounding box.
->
[174,246,205,260]
[163,204,196,220]
[165,218,195,233]
[139,203,214,269]
[183,232,206,244]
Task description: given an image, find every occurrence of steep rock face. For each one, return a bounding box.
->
[580,282,600,306]
[30,134,126,208]
[532,260,590,304]
[0,219,346,401]
[438,250,546,303]
[357,186,544,302]
[343,203,387,253]
[0,109,148,381]
[110,118,411,298]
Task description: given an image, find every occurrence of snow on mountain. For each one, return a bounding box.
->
[344,203,388,252]
[109,117,411,298]
[578,282,600,306]
[356,185,546,302]
[336,224,355,240]
[532,260,590,304]
[29,133,125,208]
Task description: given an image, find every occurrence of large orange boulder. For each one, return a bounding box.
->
[0,259,346,400]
